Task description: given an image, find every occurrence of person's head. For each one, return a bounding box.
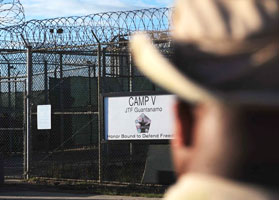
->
[130,0,279,188]
[172,99,279,187]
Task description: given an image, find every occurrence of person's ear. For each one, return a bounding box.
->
[172,100,194,147]
[171,100,195,176]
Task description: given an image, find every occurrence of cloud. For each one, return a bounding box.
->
[21,0,172,20]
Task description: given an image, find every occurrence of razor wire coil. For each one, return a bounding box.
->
[0,0,25,28]
[0,7,171,50]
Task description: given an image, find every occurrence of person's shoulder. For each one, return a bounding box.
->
[163,173,272,200]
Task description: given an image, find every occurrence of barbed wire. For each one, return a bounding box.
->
[0,0,25,28]
[0,7,171,50]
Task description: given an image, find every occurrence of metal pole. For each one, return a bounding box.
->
[129,53,133,160]
[129,53,133,92]
[7,63,12,153]
[14,73,18,109]
[92,30,103,183]
[44,60,50,152]
[88,65,93,144]
[8,63,11,108]
[44,60,48,104]
[97,43,102,183]
[59,54,64,148]
[102,48,106,78]
[26,46,32,179]
[23,79,27,179]
[93,63,96,77]
[88,65,92,106]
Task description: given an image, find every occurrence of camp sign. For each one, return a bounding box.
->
[104,94,176,140]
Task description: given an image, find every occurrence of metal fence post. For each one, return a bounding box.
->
[26,46,33,179]
[44,60,48,104]
[92,31,103,183]
[88,64,93,145]
[23,79,27,179]
[8,63,11,109]
[59,54,65,148]
[97,43,103,183]
[129,53,133,160]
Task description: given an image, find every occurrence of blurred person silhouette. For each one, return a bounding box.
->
[130,0,278,199]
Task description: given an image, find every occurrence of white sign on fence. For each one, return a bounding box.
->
[37,105,51,130]
[104,94,176,140]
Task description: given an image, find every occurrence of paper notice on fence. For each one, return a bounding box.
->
[37,105,51,130]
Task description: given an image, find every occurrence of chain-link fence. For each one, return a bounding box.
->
[0,78,26,178]
[30,52,100,180]
[0,7,174,186]
[23,39,173,185]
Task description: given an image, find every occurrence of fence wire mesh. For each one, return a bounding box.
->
[0,78,25,178]
[0,6,174,185]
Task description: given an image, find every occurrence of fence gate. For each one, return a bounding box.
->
[0,79,26,178]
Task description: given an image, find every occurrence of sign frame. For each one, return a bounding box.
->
[102,91,175,143]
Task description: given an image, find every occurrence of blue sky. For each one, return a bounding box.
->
[21,0,173,20]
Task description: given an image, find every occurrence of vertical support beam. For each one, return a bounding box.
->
[23,79,27,179]
[44,60,48,104]
[59,54,64,148]
[14,75,17,109]
[129,53,133,160]
[59,54,63,79]
[93,63,96,78]
[26,46,32,179]
[7,63,12,153]
[8,63,11,108]
[102,48,106,78]
[44,60,50,152]
[88,65,92,106]
[129,53,133,92]
[88,65,93,144]
[97,43,102,183]
[92,30,103,183]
